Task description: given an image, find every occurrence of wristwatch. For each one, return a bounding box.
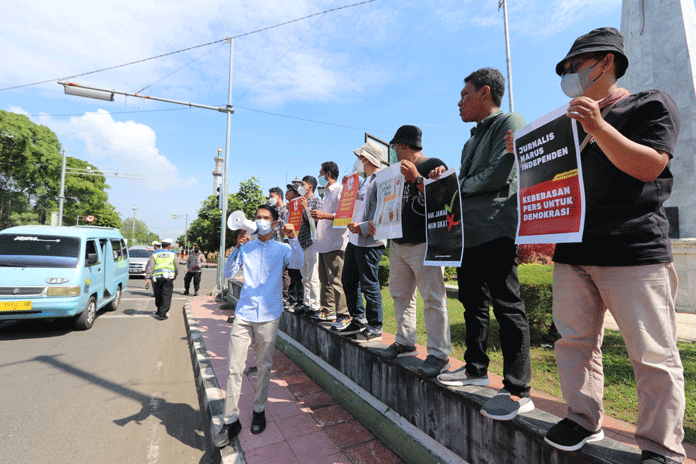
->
[415,175,424,185]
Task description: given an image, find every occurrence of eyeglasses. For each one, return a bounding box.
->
[562,54,604,76]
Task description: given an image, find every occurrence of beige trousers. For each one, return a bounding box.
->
[222,317,280,424]
[301,243,320,309]
[553,262,685,462]
[318,250,348,317]
[388,241,451,360]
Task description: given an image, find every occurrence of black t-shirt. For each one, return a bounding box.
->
[553,90,681,266]
[394,157,447,245]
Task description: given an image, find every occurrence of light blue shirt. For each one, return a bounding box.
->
[224,237,303,322]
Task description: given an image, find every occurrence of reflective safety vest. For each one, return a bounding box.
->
[152,250,177,279]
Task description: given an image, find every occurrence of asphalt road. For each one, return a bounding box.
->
[0,268,219,464]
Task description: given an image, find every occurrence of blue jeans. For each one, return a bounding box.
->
[341,243,384,333]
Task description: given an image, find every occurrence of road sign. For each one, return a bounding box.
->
[85,215,95,223]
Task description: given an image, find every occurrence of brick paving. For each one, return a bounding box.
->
[189,296,404,464]
[189,295,695,464]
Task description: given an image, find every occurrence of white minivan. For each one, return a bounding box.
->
[0,225,129,330]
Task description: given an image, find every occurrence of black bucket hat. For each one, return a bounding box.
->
[390,125,422,149]
[555,27,629,78]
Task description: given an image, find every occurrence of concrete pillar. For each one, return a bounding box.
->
[621,0,696,238]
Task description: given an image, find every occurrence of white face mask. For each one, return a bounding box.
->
[267,197,277,207]
[561,63,600,98]
[297,186,307,196]
[255,219,273,236]
[354,158,364,174]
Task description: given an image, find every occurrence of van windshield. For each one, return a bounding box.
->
[0,235,81,268]
[129,249,152,258]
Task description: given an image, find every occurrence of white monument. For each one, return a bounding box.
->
[621,0,696,312]
[212,145,224,195]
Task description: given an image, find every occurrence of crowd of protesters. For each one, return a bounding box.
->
[213,27,686,464]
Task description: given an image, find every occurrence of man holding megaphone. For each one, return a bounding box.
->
[215,204,303,448]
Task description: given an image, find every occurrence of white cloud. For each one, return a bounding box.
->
[428,0,621,39]
[0,0,395,108]
[39,109,196,191]
[7,106,29,116]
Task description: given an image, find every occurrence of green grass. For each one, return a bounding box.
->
[379,287,696,444]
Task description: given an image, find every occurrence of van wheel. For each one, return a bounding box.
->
[106,285,121,311]
[75,297,97,330]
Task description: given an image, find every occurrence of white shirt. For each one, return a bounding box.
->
[224,237,303,322]
[314,181,348,253]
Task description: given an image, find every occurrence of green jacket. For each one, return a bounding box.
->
[459,110,526,248]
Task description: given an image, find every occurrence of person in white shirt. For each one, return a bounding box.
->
[310,161,350,328]
[214,205,303,448]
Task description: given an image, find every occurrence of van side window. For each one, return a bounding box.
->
[120,240,128,259]
[111,239,123,261]
[85,240,99,266]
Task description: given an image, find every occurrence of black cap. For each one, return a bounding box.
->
[556,27,629,78]
[286,183,298,193]
[390,125,422,149]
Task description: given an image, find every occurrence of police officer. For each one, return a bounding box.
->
[144,238,180,320]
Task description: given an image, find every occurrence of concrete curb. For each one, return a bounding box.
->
[183,302,246,464]
[275,331,467,464]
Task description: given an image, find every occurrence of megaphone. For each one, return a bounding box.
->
[227,210,257,233]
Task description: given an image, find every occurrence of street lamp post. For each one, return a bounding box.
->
[58,38,235,294]
[57,155,140,226]
[499,0,515,112]
[132,206,137,245]
[171,213,189,253]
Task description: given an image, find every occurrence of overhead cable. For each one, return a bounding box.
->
[0,0,377,92]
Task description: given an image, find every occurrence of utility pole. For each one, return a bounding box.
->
[132,206,137,245]
[58,149,66,226]
[499,0,514,112]
[217,38,234,293]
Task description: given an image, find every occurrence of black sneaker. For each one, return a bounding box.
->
[335,320,365,335]
[214,419,242,448]
[544,418,604,451]
[349,331,382,343]
[183,290,189,295]
[640,450,680,464]
[417,355,451,378]
[250,411,266,435]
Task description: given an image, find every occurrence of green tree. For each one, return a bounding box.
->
[186,177,267,254]
[120,217,159,246]
[0,110,122,230]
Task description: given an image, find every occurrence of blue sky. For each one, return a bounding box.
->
[0,0,625,239]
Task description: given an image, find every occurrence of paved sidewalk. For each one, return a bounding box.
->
[187,296,695,464]
[188,297,404,464]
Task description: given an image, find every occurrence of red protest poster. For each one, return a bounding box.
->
[514,103,585,244]
[287,198,303,232]
[333,172,360,228]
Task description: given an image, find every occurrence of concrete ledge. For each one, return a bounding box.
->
[276,331,465,464]
[277,312,643,464]
[673,238,696,313]
[183,302,246,464]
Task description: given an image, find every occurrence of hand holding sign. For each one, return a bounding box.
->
[567,97,605,134]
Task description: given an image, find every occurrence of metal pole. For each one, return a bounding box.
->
[132,206,137,245]
[500,0,514,112]
[217,38,234,292]
[58,149,66,226]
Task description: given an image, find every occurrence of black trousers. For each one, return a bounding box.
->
[153,278,174,316]
[457,236,532,397]
[184,271,202,292]
[287,268,303,305]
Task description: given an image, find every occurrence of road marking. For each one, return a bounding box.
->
[100,314,155,318]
